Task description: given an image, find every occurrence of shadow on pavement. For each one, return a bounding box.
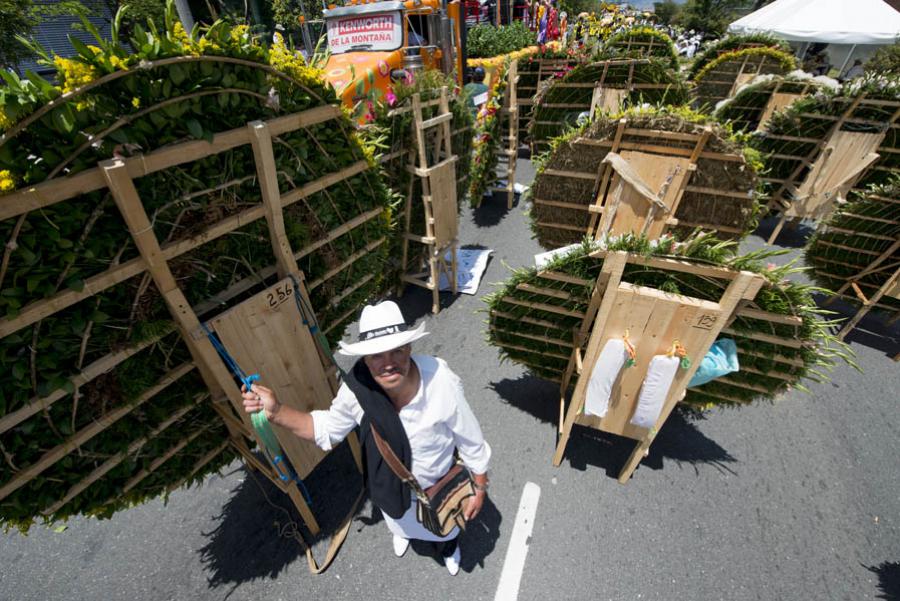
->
[407,495,502,573]
[753,215,815,248]
[197,439,364,595]
[867,561,900,601]
[812,292,900,360]
[491,374,737,478]
[472,193,517,228]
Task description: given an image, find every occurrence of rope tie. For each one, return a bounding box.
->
[622,330,637,367]
[668,340,691,369]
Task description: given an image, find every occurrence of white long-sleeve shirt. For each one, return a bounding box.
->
[310,355,491,488]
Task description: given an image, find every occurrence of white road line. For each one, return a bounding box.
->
[493,481,541,601]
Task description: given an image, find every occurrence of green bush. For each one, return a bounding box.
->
[467,22,535,59]
[865,41,900,76]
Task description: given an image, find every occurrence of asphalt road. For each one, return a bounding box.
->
[2,158,899,601]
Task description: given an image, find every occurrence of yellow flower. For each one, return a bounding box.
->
[54,56,98,94]
[230,24,249,42]
[131,97,141,108]
[0,109,12,131]
[197,37,222,54]
[267,33,324,86]
[0,170,16,193]
[109,54,127,70]
[172,21,191,45]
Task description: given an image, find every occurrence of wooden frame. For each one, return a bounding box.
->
[1,106,374,535]
[551,251,764,482]
[398,88,459,314]
[490,60,520,210]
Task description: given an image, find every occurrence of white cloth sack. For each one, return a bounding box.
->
[630,355,680,429]
[584,339,629,418]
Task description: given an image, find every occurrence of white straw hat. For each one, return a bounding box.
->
[337,301,429,356]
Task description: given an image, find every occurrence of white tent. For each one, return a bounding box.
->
[728,0,900,45]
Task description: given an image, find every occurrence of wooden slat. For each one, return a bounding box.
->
[43,397,203,515]
[722,327,804,349]
[491,309,570,331]
[122,422,217,494]
[516,282,581,301]
[735,306,803,326]
[0,362,195,502]
[0,162,376,339]
[500,296,586,319]
[491,327,574,348]
[537,271,593,286]
[166,440,231,493]
[535,221,589,232]
[737,347,805,367]
[307,237,386,290]
[0,106,341,222]
[0,328,174,435]
[533,198,590,211]
[498,341,571,361]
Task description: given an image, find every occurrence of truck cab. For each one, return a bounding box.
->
[322,0,464,109]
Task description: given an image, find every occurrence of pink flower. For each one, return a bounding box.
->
[386,90,397,106]
[766,262,777,270]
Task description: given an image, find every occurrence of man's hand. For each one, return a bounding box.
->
[241,383,280,422]
[465,488,486,521]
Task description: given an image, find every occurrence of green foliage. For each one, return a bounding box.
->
[466,22,535,59]
[528,58,690,151]
[865,41,900,76]
[603,25,679,68]
[0,0,37,69]
[0,3,395,530]
[469,60,510,205]
[805,179,900,314]
[676,0,752,37]
[692,46,797,111]
[484,233,853,410]
[688,32,792,79]
[653,0,680,26]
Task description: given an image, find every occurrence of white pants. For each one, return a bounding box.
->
[382,493,459,542]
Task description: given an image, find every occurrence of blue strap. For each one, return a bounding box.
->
[202,322,312,506]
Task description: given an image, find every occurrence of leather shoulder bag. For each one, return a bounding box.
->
[369,424,475,537]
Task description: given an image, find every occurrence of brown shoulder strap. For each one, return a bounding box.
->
[304,486,365,574]
[369,423,424,496]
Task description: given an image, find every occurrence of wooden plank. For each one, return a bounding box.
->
[500,296,585,319]
[497,341,571,361]
[1,163,374,340]
[0,362,195,502]
[722,327,804,349]
[209,278,332,479]
[249,121,298,277]
[491,327,574,348]
[307,237,386,290]
[166,440,231,493]
[0,328,173,435]
[121,422,217,494]
[0,106,341,222]
[516,282,580,301]
[429,160,459,248]
[537,271,593,287]
[589,250,739,281]
[491,309,570,331]
[735,306,803,326]
[535,221,589,232]
[533,198,590,211]
[43,397,202,515]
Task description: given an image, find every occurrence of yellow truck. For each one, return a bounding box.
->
[321,0,465,108]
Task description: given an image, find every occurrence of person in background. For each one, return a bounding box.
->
[536,0,549,44]
[842,59,865,81]
[547,1,560,41]
[241,301,491,576]
[463,67,490,114]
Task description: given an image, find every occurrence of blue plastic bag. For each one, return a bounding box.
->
[688,338,739,387]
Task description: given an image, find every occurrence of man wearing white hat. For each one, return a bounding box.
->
[241,300,491,575]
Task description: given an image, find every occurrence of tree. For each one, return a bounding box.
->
[676,0,751,37]
[1,0,39,69]
[653,0,680,26]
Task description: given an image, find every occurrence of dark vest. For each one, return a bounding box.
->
[343,358,413,519]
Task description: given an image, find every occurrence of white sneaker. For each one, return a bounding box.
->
[443,544,461,576]
[392,535,409,558]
